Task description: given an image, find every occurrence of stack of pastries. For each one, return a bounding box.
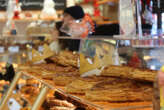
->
[43,96,76,110]
[101,65,157,82]
[85,77,153,102]
[20,50,157,103]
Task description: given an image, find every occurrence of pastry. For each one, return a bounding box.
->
[20,86,40,96]
[101,65,157,82]
[47,99,75,108]
[85,78,153,102]
[49,51,79,68]
[53,73,80,86]
[32,63,78,73]
[66,76,108,94]
[50,106,75,110]
[26,79,40,86]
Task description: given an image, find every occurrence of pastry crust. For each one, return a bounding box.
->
[50,106,75,110]
[47,99,75,108]
[101,65,157,82]
[65,76,109,94]
[49,51,79,68]
[32,63,78,73]
[53,73,80,86]
[85,78,153,102]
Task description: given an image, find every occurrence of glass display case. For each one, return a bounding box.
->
[0,0,163,109]
[0,36,162,110]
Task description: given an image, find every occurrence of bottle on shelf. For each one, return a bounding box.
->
[2,0,18,36]
[2,21,17,36]
[13,0,21,20]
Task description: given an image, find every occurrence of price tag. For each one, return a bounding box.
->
[38,46,43,52]
[0,46,4,53]
[8,46,19,53]
[8,98,21,110]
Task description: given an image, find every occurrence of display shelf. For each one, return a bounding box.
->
[15,70,153,110]
[0,71,102,110]
[22,71,102,110]
[0,18,62,22]
[97,0,119,5]
[0,10,63,22]
[0,36,162,110]
[96,20,118,25]
[76,0,118,5]
[1,35,164,48]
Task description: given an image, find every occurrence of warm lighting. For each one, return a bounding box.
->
[0,62,6,68]
[22,53,26,58]
[13,63,18,68]
[104,40,116,45]
[150,65,156,70]
[26,44,31,49]
[0,62,18,69]
[143,56,152,61]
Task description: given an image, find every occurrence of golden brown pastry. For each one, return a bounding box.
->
[85,78,153,102]
[20,108,30,110]
[53,73,80,86]
[47,99,75,108]
[49,51,79,68]
[101,65,157,82]
[26,79,40,86]
[20,86,40,96]
[31,63,78,74]
[65,76,108,94]
[50,106,75,110]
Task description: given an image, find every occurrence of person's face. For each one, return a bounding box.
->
[63,13,74,25]
[60,13,88,38]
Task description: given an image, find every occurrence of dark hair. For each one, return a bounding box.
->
[64,5,85,20]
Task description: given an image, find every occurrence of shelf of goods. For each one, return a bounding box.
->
[77,0,119,5]
[0,10,117,26]
[0,11,63,21]
[0,36,161,110]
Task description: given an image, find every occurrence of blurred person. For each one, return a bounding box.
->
[54,5,94,51]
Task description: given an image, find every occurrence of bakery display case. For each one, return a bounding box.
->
[0,71,101,110]
[0,35,56,103]
[0,0,163,109]
[0,36,163,110]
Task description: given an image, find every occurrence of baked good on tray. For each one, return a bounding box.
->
[53,72,80,86]
[50,107,75,110]
[65,76,109,94]
[33,63,78,73]
[48,51,79,68]
[46,99,75,108]
[101,65,157,82]
[85,78,153,102]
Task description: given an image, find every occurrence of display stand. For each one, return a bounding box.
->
[0,72,50,110]
[0,71,101,110]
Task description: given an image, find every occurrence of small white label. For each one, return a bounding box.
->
[8,98,21,110]
[38,46,43,52]
[8,46,19,53]
[87,58,93,64]
[0,47,4,53]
